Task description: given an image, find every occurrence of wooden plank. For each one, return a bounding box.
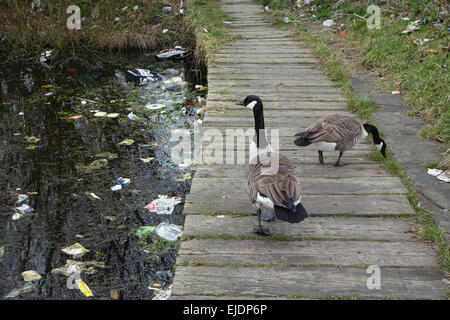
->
[177,239,438,267]
[208,86,342,95]
[192,164,391,178]
[188,177,409,196]
[206,100,346,110]
[207,93,346,102]
[183,194,416,216]
[171,266,446,299]
[182,215,417,241]
[205,109,353,118]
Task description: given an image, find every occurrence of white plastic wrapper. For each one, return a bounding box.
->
[146,196,181,215]
[155,222,182,241]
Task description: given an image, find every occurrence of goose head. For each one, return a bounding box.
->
[363,123,387,158]
[236,95,264,130]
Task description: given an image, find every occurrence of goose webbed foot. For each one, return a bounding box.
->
[333,151,347,166]
[254,209,272,236]
[333,160,348,166]
[253,225,272,236]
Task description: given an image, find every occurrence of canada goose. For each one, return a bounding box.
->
[294,114,387,166]
[236,95,308,236]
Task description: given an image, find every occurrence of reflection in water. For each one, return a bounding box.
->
[0,55,200,299]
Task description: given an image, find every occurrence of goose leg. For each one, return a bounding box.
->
[333,151,348,166]
[253,209,272,236]
[318,150,324,164]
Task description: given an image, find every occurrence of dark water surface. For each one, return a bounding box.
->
[0,53,202,299]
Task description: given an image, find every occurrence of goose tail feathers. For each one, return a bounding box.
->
[274,202,308,223]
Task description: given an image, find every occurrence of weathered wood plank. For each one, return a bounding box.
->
[192,163,391,178]
[171,266,446,299]
[206,100,347,109]
[188,177,409,196]
[183,194,416,216]
[177,239,438,267]
[205,109,353,118]
[182,215,417,241]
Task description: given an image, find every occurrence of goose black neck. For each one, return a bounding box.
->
[363,123,382,144]
[253,106,266,149]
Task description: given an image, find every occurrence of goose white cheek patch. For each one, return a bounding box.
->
[375,142,383,151]
[246,101,257,109]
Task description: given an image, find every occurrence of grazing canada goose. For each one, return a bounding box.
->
[236,95,308,236]
[294,114,387,166]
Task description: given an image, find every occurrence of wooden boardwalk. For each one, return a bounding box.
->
[171,0,447,299]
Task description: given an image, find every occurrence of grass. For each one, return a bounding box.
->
[255,0,449,275]
[185,0,235,67]
[0,0,194,63]
[371,149,449,274]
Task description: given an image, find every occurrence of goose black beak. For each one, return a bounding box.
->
[235,101,245,106]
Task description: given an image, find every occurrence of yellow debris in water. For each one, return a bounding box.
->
[77,280,93,297]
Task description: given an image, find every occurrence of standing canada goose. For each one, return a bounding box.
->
[294,114,387,166]
[236,95,308,236]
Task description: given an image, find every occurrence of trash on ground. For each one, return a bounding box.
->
[117,177,131,185]
[323,19,335,27]
[283,17,291,23]
[110,289,119,300]
[135,226,156,239]
[140,157,155,163]
[145,103,165,110]
[52,259,105,277]
[21,270,42,281]
[12,213,24,220]
[27,136,41,143]
[146,196,181,215]
[94,111,107,117]
[39,50,52,63]
[155,222,182,241]
[119,139,134,145]
[75,159,108,173]
[152,284,172,300]
[111,184,122,191]
[86,192,101,200]
[95,152,118,159]
[223,20,232,24]
[163,77,187,91]
[127,112,138,120]
[437,171,450,183]
[401,24,420,34]
[105,113,120,118]
[414,38,432,45]
[149,281,165,292]
[42,84,52,89]
[156,46,187,61]
[162,29,169,34]
[61,243,89,259]
[162,6,172,13]
[175,173,192,181]
[195,84,207,91]
[391,90,401,95]
[427,168,443,176]
[0,246,4,259]
[4,282,34,298]
[77,280,93,297]
[68,115,83,119]
[126,69,161,85]
[16,194,28,204]
[16,204,33,214]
